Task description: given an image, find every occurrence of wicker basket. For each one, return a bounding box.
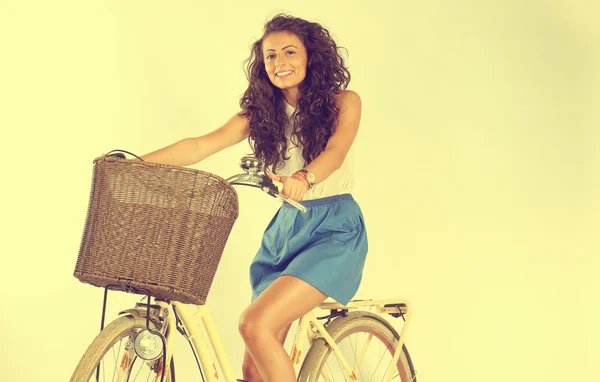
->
[74,156,239,305]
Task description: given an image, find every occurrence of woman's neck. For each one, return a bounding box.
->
[281,89,299,108]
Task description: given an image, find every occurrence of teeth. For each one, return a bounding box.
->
[277,71,293,77]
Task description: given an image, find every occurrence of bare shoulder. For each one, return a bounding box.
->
[335,90,362,111]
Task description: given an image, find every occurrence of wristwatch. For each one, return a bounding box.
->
[295,169,316,189]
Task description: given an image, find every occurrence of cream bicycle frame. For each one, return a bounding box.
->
[146,298,412,382]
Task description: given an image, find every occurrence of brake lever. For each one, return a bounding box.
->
[231,156,307,213]
[259,174,280,195]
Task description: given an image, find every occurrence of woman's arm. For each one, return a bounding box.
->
[303,90,362,183]
[271,90,362,202]
[140,112,250,166]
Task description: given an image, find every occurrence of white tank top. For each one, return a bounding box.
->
[276,101,355,201]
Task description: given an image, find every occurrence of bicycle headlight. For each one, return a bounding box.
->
[133,329,164,360]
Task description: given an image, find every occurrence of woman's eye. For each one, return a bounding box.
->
[266,55,274,60]
[286,51,296,55]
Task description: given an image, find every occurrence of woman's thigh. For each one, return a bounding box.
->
[242,275,327,335]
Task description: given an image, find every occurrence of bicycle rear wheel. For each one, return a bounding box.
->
[70,315,175,382]
[298,311,416,382]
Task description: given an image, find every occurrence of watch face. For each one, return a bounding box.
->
[306,172,316,183]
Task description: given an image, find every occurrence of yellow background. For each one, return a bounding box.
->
[1,1,598,381]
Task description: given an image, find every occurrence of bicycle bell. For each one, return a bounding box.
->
[133,329,164,360]
[240,156,263,174]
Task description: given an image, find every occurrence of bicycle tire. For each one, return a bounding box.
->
[298,311,416,382]
[70,315,175,382]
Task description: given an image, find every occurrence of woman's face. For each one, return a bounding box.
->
[262,31,309,94]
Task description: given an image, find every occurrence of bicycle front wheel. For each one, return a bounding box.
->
[298,311,416,382]
[70,315,175,382]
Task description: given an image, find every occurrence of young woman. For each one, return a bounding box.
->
[141,14,367,382]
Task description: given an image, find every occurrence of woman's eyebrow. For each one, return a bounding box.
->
[264,45,298,54]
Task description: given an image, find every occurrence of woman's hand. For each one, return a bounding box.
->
[268,172,309,202]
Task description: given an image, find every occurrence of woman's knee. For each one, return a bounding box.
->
[238,306,281,343]
[238,308,262,342]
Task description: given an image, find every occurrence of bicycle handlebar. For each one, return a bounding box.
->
[228,156,308,213]
[224,170,307,213]
[271,190,307,213]
[104,152,307,213]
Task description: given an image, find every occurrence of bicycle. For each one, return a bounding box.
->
[70,152,417,382]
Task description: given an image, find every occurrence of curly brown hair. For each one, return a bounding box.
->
[239,14,351,171]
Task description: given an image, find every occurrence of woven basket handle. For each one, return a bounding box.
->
[105,149,144,161]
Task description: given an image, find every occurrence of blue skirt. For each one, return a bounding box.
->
[249,194,368,305]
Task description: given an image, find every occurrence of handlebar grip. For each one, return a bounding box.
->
[104,150,144,161]
[106,153,126,159]
[232,168,306,213]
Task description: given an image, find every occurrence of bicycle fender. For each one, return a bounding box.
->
[118,308,162,328]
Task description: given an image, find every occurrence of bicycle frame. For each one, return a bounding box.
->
[94,155,413,381]
[137,298,411,382]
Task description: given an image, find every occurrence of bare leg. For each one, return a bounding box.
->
[241,323,292,382]
[238,275,327,382]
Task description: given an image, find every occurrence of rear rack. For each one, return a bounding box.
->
[319,299,410,320]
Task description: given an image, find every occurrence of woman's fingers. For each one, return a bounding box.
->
[268,172,282,183]
[283,180,293,199]
[273,174,292,197]
[288,177,306,201]
[293,181,303,201]
[270,173,307,201]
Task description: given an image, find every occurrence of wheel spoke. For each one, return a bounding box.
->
[366,343,387,382]
[306,315,415,382]
[354,332,371,380]
[71,317,172,382]
[322,362,335,382]
[331,348,348,381]
[111,339,122,381]
[132,357,144,381]
[348,332,362,381]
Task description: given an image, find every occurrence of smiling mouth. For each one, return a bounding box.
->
[276,70,294,78]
